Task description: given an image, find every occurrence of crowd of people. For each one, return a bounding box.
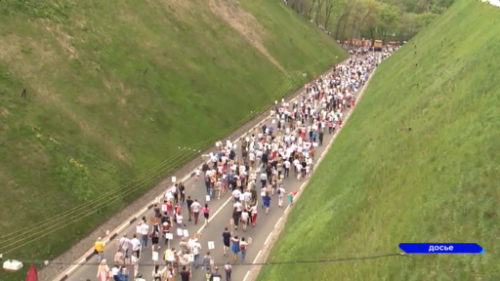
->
[90,49,389,281]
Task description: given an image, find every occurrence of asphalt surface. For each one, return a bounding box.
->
[68,55,374,281]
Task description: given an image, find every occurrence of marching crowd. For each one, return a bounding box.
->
[90,49,389,281]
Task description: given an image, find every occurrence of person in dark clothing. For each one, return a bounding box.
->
[210,267,223,281]
[179,182,186,203]
[186,196,194,222]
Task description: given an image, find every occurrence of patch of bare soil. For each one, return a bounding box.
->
[207,0,286,72]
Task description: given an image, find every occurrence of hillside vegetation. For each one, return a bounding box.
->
[286,0,455,42]
[0,0,345,276]
[258,0,500,280]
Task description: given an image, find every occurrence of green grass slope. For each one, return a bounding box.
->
[257,0,500,280]
[0,0,345,274]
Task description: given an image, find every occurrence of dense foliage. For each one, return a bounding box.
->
[285,0,454,41]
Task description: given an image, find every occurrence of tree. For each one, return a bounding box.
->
[324,0,344,30]
[358,0,379,39]
[288,0,310,14]
[414,11,439,29]
[348,1,366,41]
[397,12,418,38]
[376,3,400,42]
[315,0,326,25]
[307,0,319,19]
[335,0,357,40]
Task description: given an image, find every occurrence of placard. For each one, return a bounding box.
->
[183,229,189,238]
[177,228,183,236]
[208,241,215,250]
[248,237,253,245]
[136,225,141,233]
[149,217,160,224]
[165,233,173,240]
[206,195,211,202]
[172,176,176,183]
[152,251,158,261]
[167,252,175,261]
[188,254,194,262]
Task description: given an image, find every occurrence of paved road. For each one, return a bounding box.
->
[68,55,374,281]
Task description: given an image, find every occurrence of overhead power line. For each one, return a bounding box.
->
[0,71,305,253]
[2,252,411,267]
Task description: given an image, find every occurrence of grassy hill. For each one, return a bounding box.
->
[0,0,345,276]
[257,0,500,280]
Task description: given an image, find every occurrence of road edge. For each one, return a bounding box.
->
[46,59,347,281]
[243,61,379,281]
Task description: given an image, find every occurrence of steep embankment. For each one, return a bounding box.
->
[0,0,345,277]
[257,0,500,280]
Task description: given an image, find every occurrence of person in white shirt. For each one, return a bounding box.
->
[176,213,184,229]
[250,204,258,227]
[111,265,121,279]
[232,188,241,202]
[191,239,202,268]
[130,234,142,259]
[233,201,243,214]
[225,262,232,281]
[139,218,149,249]
[277,185,286,207]
[243,190,252,208]
[283,160,291,178]
[260,172,267,188]
[117,234,130,258]
[190,199,202,225]
[249,151,255,167]
[293,158,300,174]
[241,208,250,232]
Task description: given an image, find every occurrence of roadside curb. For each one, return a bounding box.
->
[56,109,278,281]
[53,64,340,280]
[243,61,380,281]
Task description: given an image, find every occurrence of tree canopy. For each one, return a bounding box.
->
[284,0,454,41]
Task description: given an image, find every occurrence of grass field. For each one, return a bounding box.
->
[0,0,345,278]
[257,0,500,280]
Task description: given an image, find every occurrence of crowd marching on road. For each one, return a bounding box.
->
[74,48,395,281]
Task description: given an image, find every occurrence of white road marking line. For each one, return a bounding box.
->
[65,258,84,275]
[197,196,232,233]
[116,222,129,234]
[238,61,381,281]
[274,218,282,228]
[243,270,251,281]
[300,181,306,190]
[264,232,273,245]
[253,250,262,264]
[58,69,337,280]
